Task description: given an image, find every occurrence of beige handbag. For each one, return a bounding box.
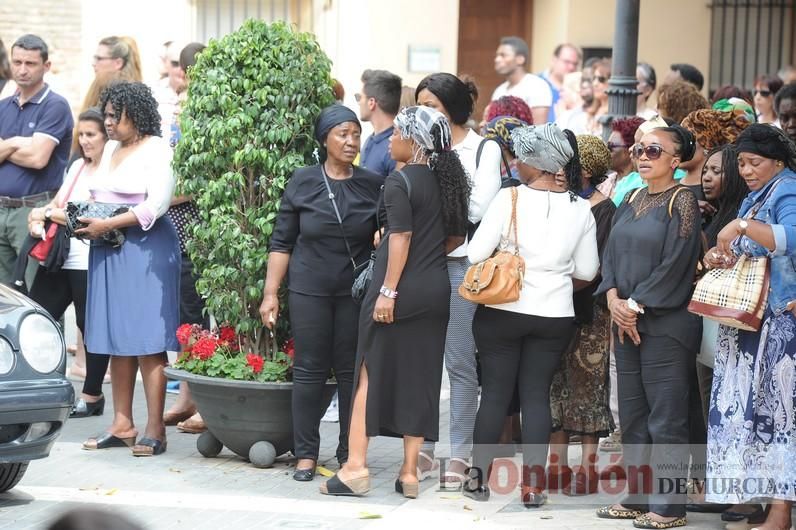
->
[688,254,769,331]
[459,187,525,305]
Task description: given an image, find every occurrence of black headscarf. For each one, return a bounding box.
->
[735,123,796,169]
[314,104,360,143]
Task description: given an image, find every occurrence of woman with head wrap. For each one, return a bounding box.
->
[680,108,751,205]
[704,124,796,530]
[260,104,383,482]
[464,123,599,507]
[548,134,616,496]
[415,73,502,488]
[482,115,528,182]
[595,124,703,528]
[319,106,470,498]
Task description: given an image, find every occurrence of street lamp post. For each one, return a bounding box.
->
[601,0,641,140]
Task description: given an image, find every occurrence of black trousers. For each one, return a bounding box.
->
[471,306,575,489]
[29,266,107,397]
[288,291,358,463]
[615,330,691,518]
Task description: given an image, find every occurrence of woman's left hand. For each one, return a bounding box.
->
[715,220,741,265]
[74,217,109,240]
[373,295,395,324]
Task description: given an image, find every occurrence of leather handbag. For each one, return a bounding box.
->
[688,254,769,331]
[687,179,783,332]
[459,187,525,305]
[65,201,134,248]
[29,162,85,262]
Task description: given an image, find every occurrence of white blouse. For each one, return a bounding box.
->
[89,137,175,230]
[450,128,502,258]
[467,186,599,318]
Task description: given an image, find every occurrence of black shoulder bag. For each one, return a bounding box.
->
[321,166,410,304]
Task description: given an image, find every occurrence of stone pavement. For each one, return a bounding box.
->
[1,355,730,529]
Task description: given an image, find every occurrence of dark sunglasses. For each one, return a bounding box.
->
[607,142,627,150]
[631,144,675,160]
[170,60,180,68]
[755,89,772,97]
[594,75,609,84]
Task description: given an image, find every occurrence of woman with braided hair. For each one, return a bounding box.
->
[464,123,599,507]
[704,124,796,530]
[320,106,470,499]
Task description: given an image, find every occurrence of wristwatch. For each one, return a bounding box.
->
[379,286,398,299]
[43,207,53,220]
[738,219,749,236]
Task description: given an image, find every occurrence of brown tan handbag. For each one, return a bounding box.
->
[459,187,525,305]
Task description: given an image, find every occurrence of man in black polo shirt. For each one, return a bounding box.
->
[0,34,73,286]
[357,69,401,177]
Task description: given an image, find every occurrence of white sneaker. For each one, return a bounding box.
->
[321,394,339,423]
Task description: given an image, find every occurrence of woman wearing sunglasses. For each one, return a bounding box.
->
[753,74,784,126]
[595,124,702,529]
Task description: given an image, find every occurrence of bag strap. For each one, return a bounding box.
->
[321,164,358,270]
[667,186,687,218]
[477,137,514,189]
[58,161,85,207]
[508,187,519,255]
[745,177,786,220]
[627,187,644,204]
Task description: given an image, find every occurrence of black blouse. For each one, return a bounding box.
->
[596,185,702,348]
[270,165,383,297]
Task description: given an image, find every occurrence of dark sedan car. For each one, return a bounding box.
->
[0,283,73,492]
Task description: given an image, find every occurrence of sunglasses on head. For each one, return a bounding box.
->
[755,89,772,97]
[631,144,675,160]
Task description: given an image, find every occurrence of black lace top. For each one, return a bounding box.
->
[596,185,703,349]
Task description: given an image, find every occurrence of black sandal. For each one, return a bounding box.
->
[82,432,135,450]
[319,473,369,496]
[132,437,167,457]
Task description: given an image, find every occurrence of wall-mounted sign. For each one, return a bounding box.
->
[408,46,442,73]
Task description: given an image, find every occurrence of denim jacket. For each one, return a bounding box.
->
[733,168,796,314]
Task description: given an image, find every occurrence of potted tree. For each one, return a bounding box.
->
[165,19,336,468]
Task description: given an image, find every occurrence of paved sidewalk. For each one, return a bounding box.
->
[0,357,731,529]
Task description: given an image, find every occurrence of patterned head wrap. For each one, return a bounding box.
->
[483,116,528,156]
[712,97,757,124]
[681,108,751,150]
[393,105,452,152]
[576,135,611,178]
[510,123,574,173]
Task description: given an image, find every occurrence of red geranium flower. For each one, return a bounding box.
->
[246,353,264,374]
[176,323,195,346]
[192,337,218,361]
[219,326,236,343]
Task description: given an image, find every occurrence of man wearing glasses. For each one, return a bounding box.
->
[538,43,581,123]
[152,42,187,138]
[0,34,73,287]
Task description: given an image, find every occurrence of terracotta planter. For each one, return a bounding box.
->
[164,367,336,467]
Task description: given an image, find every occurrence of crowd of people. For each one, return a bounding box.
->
[2,30,796,530]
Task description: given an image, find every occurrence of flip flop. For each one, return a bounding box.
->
[82,432,136,450]
[132,437,167,457]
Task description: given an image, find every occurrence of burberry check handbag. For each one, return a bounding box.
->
[687,179,783,332]
[688,254,770,331]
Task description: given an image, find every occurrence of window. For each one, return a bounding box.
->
[709,0,794,93]
[194,0,312,43]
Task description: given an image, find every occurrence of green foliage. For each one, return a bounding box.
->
[172,19,334,362]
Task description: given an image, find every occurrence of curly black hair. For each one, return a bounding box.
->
[702,144,747,247]
[562,129,582,199]
[99,81,162,137]
[429,150,471,236]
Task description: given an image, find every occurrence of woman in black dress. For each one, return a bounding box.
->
[320,106,470,498]
[260,105,382,481]
[595,125,702,529]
